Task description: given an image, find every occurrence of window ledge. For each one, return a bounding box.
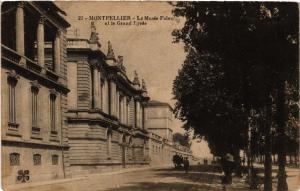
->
[7,122,21,137]
[32,126,41,133]
[50,131,59,142]
[51,130,58,135]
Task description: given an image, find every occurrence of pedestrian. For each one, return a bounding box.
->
[183,157,190,173]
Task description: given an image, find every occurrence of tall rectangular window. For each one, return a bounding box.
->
[50,94,57,132]
[8,78,17,125]
[31,87,39,129]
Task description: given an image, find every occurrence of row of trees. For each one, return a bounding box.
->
[171,2,298,191]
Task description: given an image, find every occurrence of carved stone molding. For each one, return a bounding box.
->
[38,16,46,24]
[30,80,41,91]
[49,88,58,96]
[6,70,20,82]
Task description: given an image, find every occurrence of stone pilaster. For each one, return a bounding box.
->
[109,80,116,116]
[116,90,119,119]
[92,66,99,108]
[98,70,102,109]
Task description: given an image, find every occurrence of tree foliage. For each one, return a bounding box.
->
[171,2,298,191]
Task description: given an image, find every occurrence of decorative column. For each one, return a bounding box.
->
[116,90,119,119]
[109,80,116,116]
[123,98,126,124]
[54,30,61,74]
[92,66,99,108]
[98,70,102,109]
[16,2,24,56]
[136,101,140,128]
[37,16,45,67]
[125,99,127,124]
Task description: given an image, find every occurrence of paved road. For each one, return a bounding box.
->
[7,168,251,191]
[6,167,299,191]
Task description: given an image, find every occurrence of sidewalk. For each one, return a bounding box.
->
[3,166,156,191]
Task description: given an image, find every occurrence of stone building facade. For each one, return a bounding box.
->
[66,23,150,176]
[1,2,194,186]
[144,100,193,166]
[1,2,70,185]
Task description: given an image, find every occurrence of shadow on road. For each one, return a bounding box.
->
[102,181,223,191]
[157,171,221,185]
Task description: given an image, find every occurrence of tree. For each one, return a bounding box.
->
[171,2,298,191]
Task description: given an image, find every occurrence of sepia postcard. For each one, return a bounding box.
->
[1,1,299,191]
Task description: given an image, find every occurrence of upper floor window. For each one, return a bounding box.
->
[33,154,41,165]
[7,71,19,126]
[31,81,40,130]
[10,153,20,166]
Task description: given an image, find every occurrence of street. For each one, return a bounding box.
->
[5,165,299,191]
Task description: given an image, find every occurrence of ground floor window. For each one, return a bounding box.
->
[10,153,20,166]
[52,155,59,165]
[33,154,41,165]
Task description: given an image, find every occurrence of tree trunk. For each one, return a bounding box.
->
[277,81,288,191]
[264,96,273,191]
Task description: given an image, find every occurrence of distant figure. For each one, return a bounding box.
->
[173,154,182,169]
[204,159,208,165]
[242,157,245,167]
[183,157,190,173]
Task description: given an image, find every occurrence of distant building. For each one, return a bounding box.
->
[65,23,150,176]
[144,100,192,166]
[1,2,70,185]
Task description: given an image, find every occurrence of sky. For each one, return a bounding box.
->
[55,1,212,159]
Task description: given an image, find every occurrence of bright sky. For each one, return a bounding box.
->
[55,1,212,159]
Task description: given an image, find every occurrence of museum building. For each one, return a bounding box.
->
[65,22,150,175]
[1,1,71,185]
[1,1,193,186]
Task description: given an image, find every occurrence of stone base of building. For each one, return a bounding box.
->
[69,163,149,177]
[2,144,66,186]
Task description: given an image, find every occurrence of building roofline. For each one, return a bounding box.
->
[145,100,173,111]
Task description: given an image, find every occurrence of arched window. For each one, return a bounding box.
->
[10,153,20,166]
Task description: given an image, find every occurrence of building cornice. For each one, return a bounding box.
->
[2,57,69,94]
